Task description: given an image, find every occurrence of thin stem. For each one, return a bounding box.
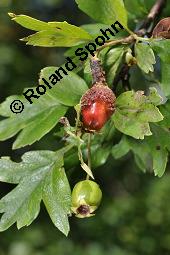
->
[75,104,81,135]
[86,133,92,180]
[87,133,92,169]
[78,145,84,164]
[148,0,166,20]
[96,34,154,58]
[96,35,135,56]
[55,143,74,155]
[95,0,166,57]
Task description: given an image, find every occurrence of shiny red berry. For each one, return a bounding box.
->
[81,83,116,131]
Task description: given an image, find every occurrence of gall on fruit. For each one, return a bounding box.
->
[152,17,170,39]
[81,57,116,132]
[71,180,102,218]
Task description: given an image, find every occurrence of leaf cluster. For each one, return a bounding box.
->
[0,0,170,235]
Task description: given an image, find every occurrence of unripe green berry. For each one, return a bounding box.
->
[71,180,102,218]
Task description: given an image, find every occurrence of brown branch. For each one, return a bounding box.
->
[137,0,167,36]
[148,0,166,20]
[96,35,135,56]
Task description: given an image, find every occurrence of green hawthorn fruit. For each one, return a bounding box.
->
[71,180,102,218]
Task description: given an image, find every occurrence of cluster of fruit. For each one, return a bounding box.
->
[71,56,115,217]
[70,17,170,218]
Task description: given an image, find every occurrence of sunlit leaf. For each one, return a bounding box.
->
[76,0,128,28]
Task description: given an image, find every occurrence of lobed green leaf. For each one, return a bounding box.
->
[135,43,156,73]
[9,13,52,31]
[150,40,170,96]
[0,150,71,236]
[39,67,88,106]
[0,72,88,149]
[106,46,127,85]
[9,13,92,47]
[115,99,170,177]
[112,88,164,139]
[112,124,170,177]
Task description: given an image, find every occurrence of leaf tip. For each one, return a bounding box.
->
[64,230,70,237]
[8,12,16,19]
[12,143,18,150]
[20,37,27,42]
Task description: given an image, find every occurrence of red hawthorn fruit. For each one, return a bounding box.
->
[152,17,170,39]
[81,83,116,131]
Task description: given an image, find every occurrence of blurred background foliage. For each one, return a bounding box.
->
[0,0,170,254]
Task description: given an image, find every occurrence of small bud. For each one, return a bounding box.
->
[125,49,137,66]
[152,17,170,39]
[71,180,102,218]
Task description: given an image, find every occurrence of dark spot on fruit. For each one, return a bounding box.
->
[77,205,90,215]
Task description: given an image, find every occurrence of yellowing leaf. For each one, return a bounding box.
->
[9,13,92,47]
